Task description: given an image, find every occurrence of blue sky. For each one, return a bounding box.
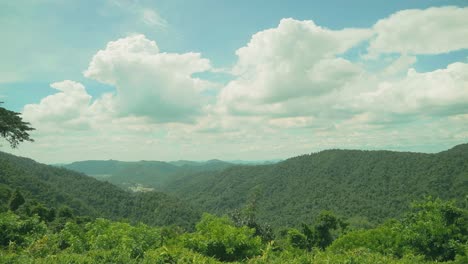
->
[1,0,467,163]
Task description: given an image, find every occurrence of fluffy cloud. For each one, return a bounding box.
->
[21,79,157,135]
[381,55,417,77]
[355,62,468,116]
[22,34,217,140]
[215,16,468,128]
[368,6,468,55]
[22,80,92,129]
[218,18,372,116]
[84,34,213,123]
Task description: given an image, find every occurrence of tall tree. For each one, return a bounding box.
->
[9,189,25,211]
[0,102,34,148]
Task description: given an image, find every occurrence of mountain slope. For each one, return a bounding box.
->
[61,160,132,176]
[164,144,468,228]
[61,159,234,191]
[0,152,200,229]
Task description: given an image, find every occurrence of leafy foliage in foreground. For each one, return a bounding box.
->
[183,213,262,261]
[0,197,466,263]
[330,198,468,262]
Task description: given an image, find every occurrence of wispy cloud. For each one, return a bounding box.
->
[108,0,168,29]
[141,8,167,28]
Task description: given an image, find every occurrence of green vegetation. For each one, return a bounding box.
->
[183,213,263,261]
[61,159,233,191]
[0,197,466,263]
[1,136,467,262]
[164,144,468,228]
[0,102,34,148]
[58,144,468,231]
[0,151,200,229]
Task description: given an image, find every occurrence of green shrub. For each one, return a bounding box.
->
[144,246,221,264]
[330,198,468,261]
[0,211,47,249]
[183,213,262,261]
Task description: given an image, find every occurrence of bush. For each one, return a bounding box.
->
[0,211,47,248]
[330,198,468,261]
[183,213,263,261]
[144,246,221,264]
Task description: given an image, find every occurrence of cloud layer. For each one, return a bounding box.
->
[369,6,468,55]
[17,6,468,163]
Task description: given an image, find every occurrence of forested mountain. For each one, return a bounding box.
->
[1,146,467,263]
[170,159,233,167]
[4,144,467,232]
[61,159,233,191]
[227,159,283,165]
[60,160,133,176]
[59,144,468,229]
[0,151,200,229]
[163,144,468,228]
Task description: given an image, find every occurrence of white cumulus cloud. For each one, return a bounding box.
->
[368,6,468,56]
[355,62,468,116]
[84,34,214,123]
[218,18,372,116]
[22,80,92,129]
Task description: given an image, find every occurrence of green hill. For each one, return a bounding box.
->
[61,159,233,191]
[6,144,467,231]
[61,159,132,176]
[163,144,468,228]
[0,152,200,229]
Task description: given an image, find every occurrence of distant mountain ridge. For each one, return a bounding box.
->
[60,158,281,191]
[60,159,234,191]
[62,159,132,175]
[61,158,279,173]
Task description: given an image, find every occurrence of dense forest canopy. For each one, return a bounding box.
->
[1,142,467,263]
[59,144,468,229]
[0,151,200,229]
[61,159,234,191]
[1,196,466,263]
[162,145,468,228]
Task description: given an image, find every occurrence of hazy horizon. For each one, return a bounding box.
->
[3,142,464,165]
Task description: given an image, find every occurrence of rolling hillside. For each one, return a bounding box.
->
[163,144,468,228]
[61,159,234,191]
[0,151,200,229]
[5,144,467,231]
